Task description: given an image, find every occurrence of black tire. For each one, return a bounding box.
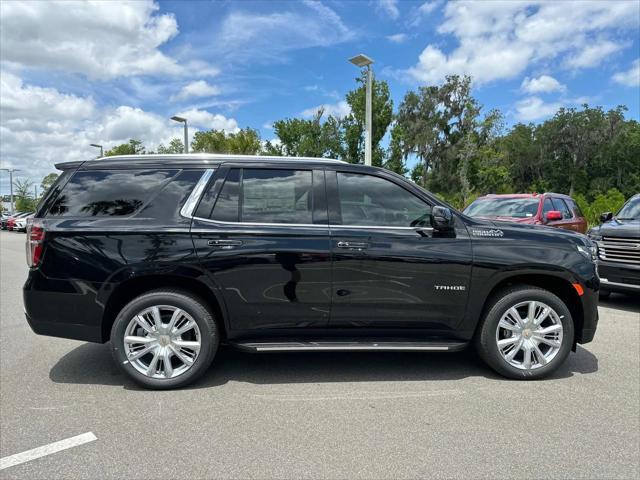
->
[599,289,611,299]
[110,289,219,389]
[475,285,574,380]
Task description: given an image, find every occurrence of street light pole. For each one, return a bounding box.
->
[349,54,375,166]
[90,144,103,157]
[365,64,372,167]
[170,116,189,154]
[0,168,20,214]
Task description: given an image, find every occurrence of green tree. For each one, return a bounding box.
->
[544,105,607,196]
[191,128,262,155]
[384,123,407,175]
[397,75,500,199]
[267,109,344,158]
[156,138,185,154]
[40,173,59,194]
[105,139,145,156]
[14,178,36,211]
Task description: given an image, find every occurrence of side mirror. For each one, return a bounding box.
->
[431,206,454,230]
[600,212,613,223]
[545,210,562,222]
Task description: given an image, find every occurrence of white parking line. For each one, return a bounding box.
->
[0,432,97,471]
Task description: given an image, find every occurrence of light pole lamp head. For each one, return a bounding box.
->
[349,54,374,68]
[171,116,187,123]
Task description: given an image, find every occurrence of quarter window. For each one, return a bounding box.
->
[47,169,177,217]
[335,172,430,227]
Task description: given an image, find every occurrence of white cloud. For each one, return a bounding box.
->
[612,59,640,87]
[403,0,639,85]
[565,40,625,69]
[377,0,399,20]
[170,81,221,102]
[214,1,355,62]
[418,0,442,15]
[409,0,443,27]
[515,97,562,122]
[0,0,184,79]
[174,109,239,133]
[0,73,239,184]
[521,75,566,94]
[301,100,350,119]
[386,33,408,43]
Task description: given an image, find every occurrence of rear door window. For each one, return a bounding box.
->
[565,198,584,218]
[47,169,177,217]
[209,168,314,224]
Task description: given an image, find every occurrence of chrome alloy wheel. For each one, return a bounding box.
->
[123,305,201,379]
[496,301,563,370]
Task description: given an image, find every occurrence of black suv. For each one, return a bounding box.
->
[588,193,640,297]
[24,155,599,389]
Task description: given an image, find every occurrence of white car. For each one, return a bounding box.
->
[13,213,34,232]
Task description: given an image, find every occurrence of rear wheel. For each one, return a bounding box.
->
[476,285,574,379]
[110,289,219,389]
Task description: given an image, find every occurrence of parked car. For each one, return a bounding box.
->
[13,213,34,232]
[588,193,640,297]
[463,193,588,234]
[7,212,32,231]
[0,213,10,230]
[24,154,599,389]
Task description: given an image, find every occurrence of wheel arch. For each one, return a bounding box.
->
[101,274,228,343]
[475,273,583,347]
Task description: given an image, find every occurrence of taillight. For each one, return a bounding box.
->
[26,218,45,268]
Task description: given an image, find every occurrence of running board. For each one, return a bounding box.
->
[232,340,468,353]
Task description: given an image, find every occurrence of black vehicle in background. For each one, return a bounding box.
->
[588,194,640,297]
[23,154,599,389]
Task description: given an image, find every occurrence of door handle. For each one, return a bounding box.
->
[337,241,368,250]
[207,239,243,249]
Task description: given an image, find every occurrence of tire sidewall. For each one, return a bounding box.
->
[111,291,218,389]
[480,288,574,380]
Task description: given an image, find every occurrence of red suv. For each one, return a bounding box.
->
[463,193,588,234]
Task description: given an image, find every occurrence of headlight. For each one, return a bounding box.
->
[577,245,598,262]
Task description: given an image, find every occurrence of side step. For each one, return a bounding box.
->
[231,339,468,353]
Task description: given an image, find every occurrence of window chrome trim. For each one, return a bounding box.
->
[330,224,432,231]
[180,169,214,218]
[191,215,323,228]
[190,214,432,231]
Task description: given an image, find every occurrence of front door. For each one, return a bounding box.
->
[326,169,472,332]
[191,165,331,333]
[549,197,581,232]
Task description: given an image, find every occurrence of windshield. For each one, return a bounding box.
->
[616,196,640,220]
[464,197,540,218]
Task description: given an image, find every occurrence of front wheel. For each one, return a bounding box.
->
[476,285,574,380]
[110,289,219,389]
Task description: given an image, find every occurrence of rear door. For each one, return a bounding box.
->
[326,168,472,331]
[190,164,331,333]
[564,198,588,233]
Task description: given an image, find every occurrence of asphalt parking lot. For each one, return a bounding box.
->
[0,230,639,479]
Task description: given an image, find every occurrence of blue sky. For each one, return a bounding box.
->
[1,0,639,195]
